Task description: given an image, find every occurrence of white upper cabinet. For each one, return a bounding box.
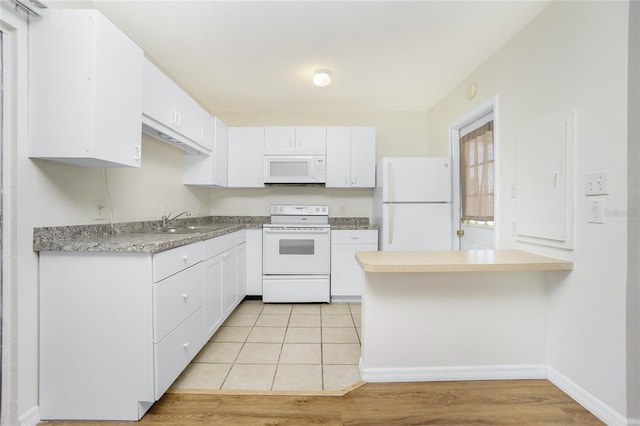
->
[326,126,376,188]
[142,58,213,155]
[264,126,326,155]
[29,9,143,168]
[184,117,228,187]
[228,127,266,188]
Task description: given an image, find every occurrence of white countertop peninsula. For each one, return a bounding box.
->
[355,249,572,384]
[356,249,573,273]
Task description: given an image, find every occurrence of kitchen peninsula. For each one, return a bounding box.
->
[355,250,572,383]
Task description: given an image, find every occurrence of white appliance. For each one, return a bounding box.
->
[263,155,326,184]
[262,205,331,303]
[373,157,453,250]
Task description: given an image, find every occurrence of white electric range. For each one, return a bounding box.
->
[262,204,330,303]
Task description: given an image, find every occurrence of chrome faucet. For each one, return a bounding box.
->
[161,210,191,228]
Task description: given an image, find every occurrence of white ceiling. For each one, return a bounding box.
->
[49,1,550,113]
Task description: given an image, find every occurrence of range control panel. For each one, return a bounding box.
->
[270,205,328,216]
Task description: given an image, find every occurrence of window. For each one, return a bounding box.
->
[460,120,494,226]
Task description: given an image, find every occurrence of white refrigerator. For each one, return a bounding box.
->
[373,157,453,251]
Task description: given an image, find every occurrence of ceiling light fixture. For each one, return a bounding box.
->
[313,70,331,87]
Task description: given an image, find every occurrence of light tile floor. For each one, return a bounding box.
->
[170,300,362,392]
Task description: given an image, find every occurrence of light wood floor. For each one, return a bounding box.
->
[40,380,603,425]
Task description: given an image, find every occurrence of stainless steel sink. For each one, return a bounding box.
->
[153,225,224,234]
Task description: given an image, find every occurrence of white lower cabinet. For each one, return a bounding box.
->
[330,230,378,299]
[202,230,246,339]
[203,254,224,339]
[245,229,263,295]
[39,231,247,421]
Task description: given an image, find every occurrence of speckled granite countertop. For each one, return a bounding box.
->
[34,216,377,253]
[329,218,378,230]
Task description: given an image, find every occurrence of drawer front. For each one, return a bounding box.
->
[153,263,204,342]
[153,242,203,282]
[331,229,378,245]
[203,230,245,259]
[154,308,204,399]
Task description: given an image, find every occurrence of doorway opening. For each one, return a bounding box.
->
[449,97,498,250]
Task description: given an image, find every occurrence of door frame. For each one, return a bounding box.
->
[448,96,500,250]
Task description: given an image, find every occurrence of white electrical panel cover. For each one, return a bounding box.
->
[515,110,575,249]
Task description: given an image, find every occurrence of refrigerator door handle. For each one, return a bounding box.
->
[388,202,394,244]
[387,161,394,204]
[387,161,394,244]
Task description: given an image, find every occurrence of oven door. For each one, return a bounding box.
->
[262,226,330,275]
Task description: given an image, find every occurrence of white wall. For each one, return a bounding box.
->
[427,1,633,423]
[31,135,211,225]
[211,110,429,217]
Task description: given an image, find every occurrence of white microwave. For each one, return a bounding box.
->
[264,155,326,184]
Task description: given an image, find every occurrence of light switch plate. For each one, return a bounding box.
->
[587,199,605,224]
[585,171,608,196]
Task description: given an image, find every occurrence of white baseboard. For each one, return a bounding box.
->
[547,366,631,426]
[18,406,40,426]
[359,359,547,382]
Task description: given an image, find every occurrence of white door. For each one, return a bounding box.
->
[381,203,453,251]
[451,105,496,250]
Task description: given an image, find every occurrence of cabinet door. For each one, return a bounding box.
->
[189,106,215,152]
[264,127,296,154]
[29,9,143,168]
[326,127,352,188]
[245,229,263,295]
[213,118,229,186]
[184,117,229,187]
[228,127,266,187]
[295,126,326,155]
[236,243,247,300]
[350,127,376,188]
[142,58,185,135]
[203,255,224,339]
[223,250,239,316]
[331,230,378,297]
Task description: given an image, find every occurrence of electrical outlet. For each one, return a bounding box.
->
[585,172,608,196]
[95,201,106,221]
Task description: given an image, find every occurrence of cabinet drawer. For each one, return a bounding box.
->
[153,242,203,282]
[153,263,204,342]
[154,308,204,399]
[331,230,378,245]
[203,230,245,259]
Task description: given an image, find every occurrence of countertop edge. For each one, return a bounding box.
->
[355,249,573,273]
